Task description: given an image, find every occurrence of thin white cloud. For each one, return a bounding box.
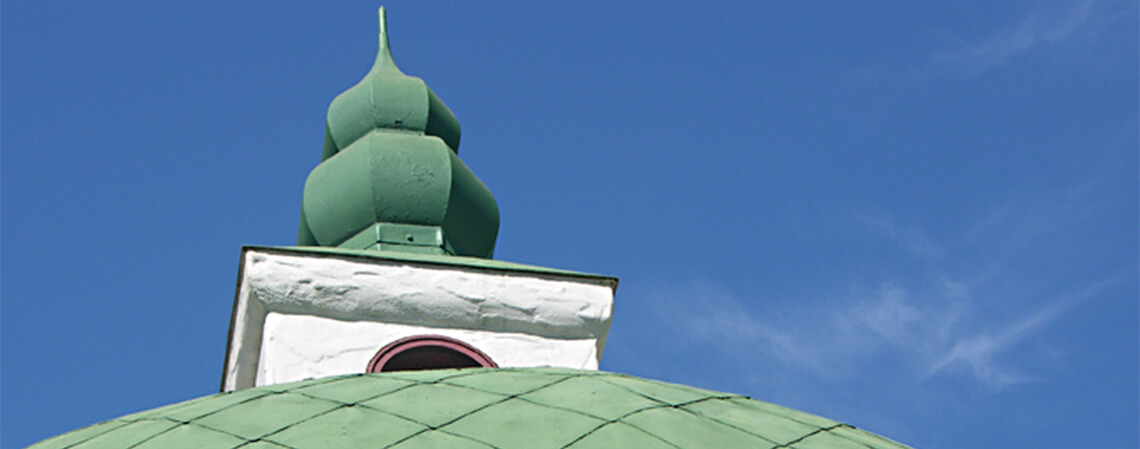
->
[854,211,944,259]
[640,169,1130,392]
[928,1,1096,76]
[651,281,825,372]
[927,276,1121,388]
[849,1,1129,82]
[962,166,1116,257]
[851,283,922,344]
[647,272,1124,391]
[647,280,948,381]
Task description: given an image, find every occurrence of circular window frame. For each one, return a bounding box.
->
[367,334,498,373]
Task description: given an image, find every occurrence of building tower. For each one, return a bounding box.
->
[32,9,912,449]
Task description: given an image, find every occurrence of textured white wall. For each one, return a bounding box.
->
[256,313,601,386]
[223,249,615,391]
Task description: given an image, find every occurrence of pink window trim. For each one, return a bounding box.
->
[367,334,498,373]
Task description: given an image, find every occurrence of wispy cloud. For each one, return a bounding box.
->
[638,169,1131,392]
[927,1,1097,77]
[850,284,940,349]
[648,273,1124,391]
[652,281,826,372]
[854,211,944,259]
[852,1,1127,81]
[927,299,1070,388]
[927,276,1122,388]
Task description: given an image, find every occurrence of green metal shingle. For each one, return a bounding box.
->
[70,420,180,449]
[291,374,412,404]
[264,405,425,448]
[387,430,495,449]
[31,367,913,449]
[623,406,779,448]
[445,398,606,449]
[517,375,663,421]
[439,368,569,396]
[30,420,131,449]
[684,398,821,445]
[791,428,873,449]
[563,421,676,449]
[193,393,340,440]
[593,373,732,406]
[130,424,245,449]
[358,383,504,427]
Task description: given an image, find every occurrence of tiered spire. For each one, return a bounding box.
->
[296,8,499,258]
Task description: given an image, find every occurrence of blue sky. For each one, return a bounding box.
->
[3,1,1136,448]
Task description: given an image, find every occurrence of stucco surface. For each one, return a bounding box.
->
[257,313,600,386]
[243,250,613,338]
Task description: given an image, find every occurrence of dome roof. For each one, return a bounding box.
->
[32,367,910,449]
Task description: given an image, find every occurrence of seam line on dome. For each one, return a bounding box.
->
[722,396,836,429]
[259,401,424,448]
[434,428,500,448]
[234,440,296,449]
[174,390,296,424]
[436,372,571,397]
[292,378,422,406]
[189,394,344,445]
[772,423,848,449]
[817,424,894,449]
[172,421,270,448]
[42,419,133,449]
[675,403,782,447]
[121,418,184,449]
[416,428,501,449]
[161,389,281,424]
[376,375,580,449]
[593,376,741,407]
[367,366,493,385]
[240,380,433,445]
[261,370,572,449]
[555,395,735,449]
[261,394,426,440]
[555,409,677,449]
[828,425,913,449]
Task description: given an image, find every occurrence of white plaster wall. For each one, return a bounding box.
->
[256,312,600,386]
[223,248,616,391]
[244,251,613,338]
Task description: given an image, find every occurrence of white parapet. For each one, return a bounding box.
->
[221,246,617,391]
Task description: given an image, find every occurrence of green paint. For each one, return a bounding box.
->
[31,368,914,449]
[298,7,498,258]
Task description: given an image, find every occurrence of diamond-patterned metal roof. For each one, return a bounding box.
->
[31,367,912,449]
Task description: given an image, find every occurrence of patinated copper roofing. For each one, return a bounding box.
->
[31,367,912,449]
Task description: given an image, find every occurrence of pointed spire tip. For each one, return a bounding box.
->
[378,7,387,38]
[372,6,399,72]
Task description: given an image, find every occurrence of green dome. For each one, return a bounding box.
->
[32,367,910,449]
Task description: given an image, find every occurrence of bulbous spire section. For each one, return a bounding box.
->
[321,7,462,161]
[297,7,499,259]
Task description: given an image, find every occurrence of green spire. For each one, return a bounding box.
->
[321,7,462,160]
[296,7,499,258]
[372,7,400,73]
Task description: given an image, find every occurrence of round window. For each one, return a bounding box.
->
[367,335,497,373]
